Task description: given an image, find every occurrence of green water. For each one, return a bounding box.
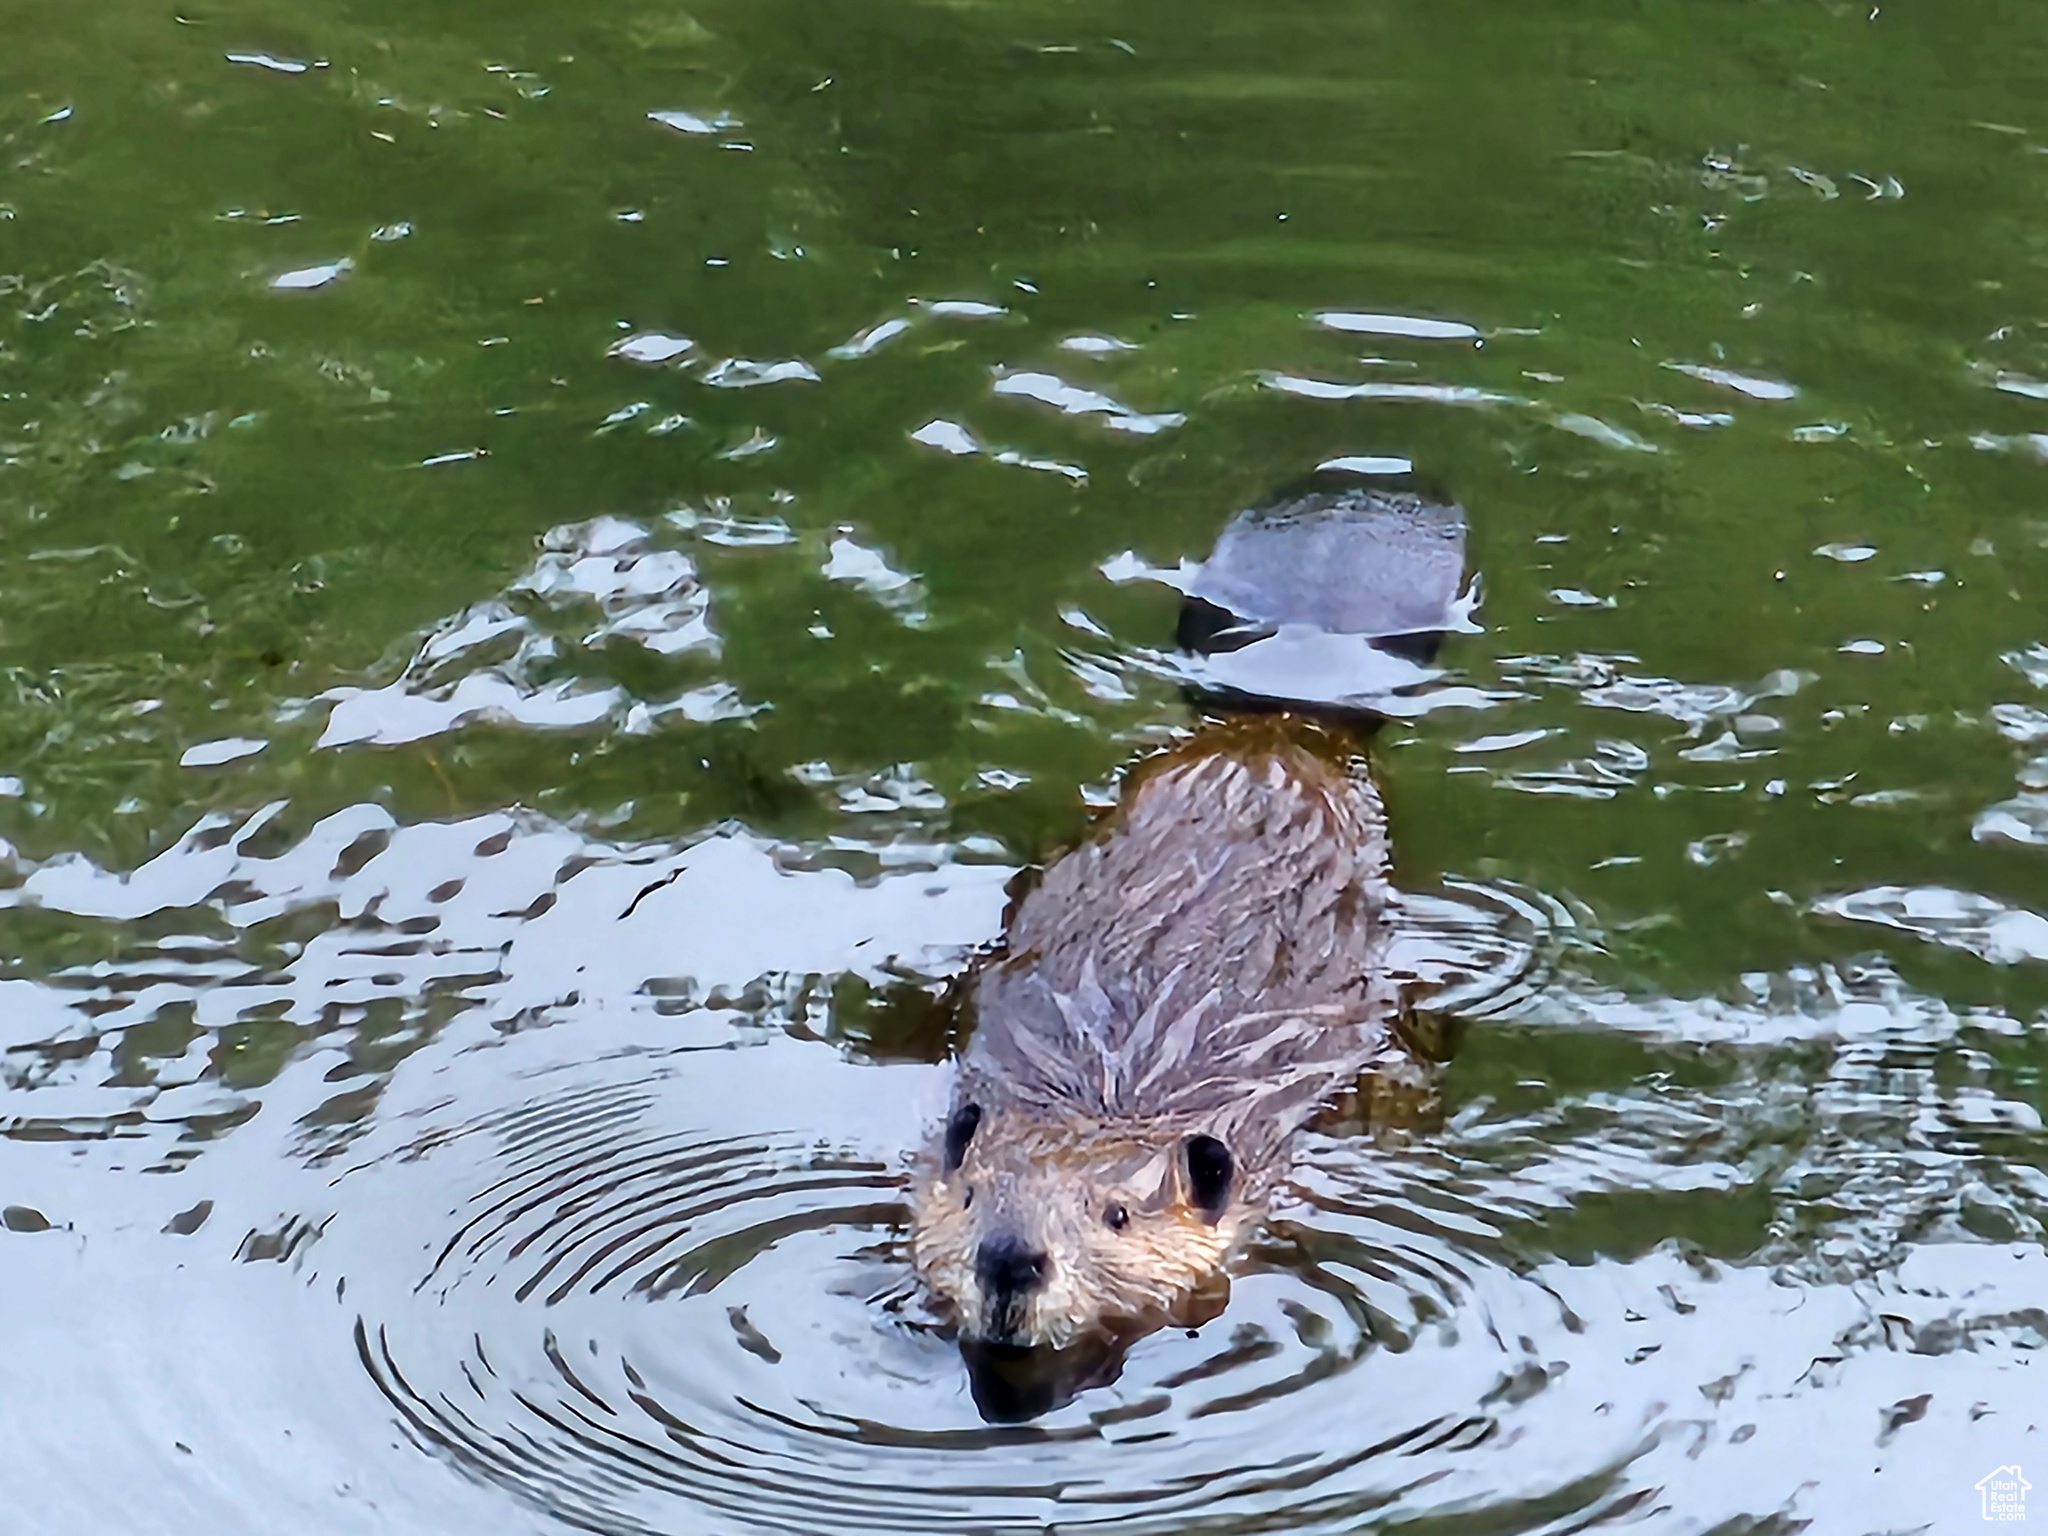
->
[4,1,2047,1531]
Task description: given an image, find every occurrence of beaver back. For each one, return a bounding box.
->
[960,714,1398,1190]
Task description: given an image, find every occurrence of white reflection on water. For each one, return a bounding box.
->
[648,109,743,136]
[821,533,928,625]
[699,357,822,388]
[269,258,352,291]
[609,332,695,364]
[911,418,1089,482]
[827,316,912,358]
[2,593,2043,1533]
[8,809,1008,1057]
[1663,361,1799,400]
[1553,411,1660,453]
[4,885,2042,1536]
[1262,372,1517,406]
[315,517,738,748]
[991,370,1186,434]
[1058,333,1139,355]
[1821,886,2048,966]
[1312,310,1480,341]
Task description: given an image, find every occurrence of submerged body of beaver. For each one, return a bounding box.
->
[909,482,1469,1374]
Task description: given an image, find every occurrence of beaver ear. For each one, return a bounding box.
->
[943,1103,983,1172]
[1183,1134,1234,1221]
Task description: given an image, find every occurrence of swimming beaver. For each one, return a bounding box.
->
[909,481,1468,1374]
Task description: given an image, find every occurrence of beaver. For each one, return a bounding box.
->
[909,480,1469,1391]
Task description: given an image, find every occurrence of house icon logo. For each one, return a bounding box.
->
[1978,1465,2031,1522]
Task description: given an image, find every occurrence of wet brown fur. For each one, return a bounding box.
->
[910,713,1405,1347]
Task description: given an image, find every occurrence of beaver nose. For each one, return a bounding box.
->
[975,1233,1050,1297]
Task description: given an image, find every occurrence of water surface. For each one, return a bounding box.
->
[3,1,2046,1531]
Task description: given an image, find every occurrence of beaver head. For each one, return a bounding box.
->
[910,1098,1255,1349]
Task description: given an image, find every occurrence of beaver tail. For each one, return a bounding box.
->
[1173,473,1471,724]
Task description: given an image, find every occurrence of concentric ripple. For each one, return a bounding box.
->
[319,1016,1799,1536]
[1389,877,1588,1023]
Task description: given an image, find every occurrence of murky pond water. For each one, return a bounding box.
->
[5,1,2047,1531]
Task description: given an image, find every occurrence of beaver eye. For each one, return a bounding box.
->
[961,1186,974,1210]
[1184,1134,1234,1222]
[943,1102,982,1172]
[1104,1203,1129,1231]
